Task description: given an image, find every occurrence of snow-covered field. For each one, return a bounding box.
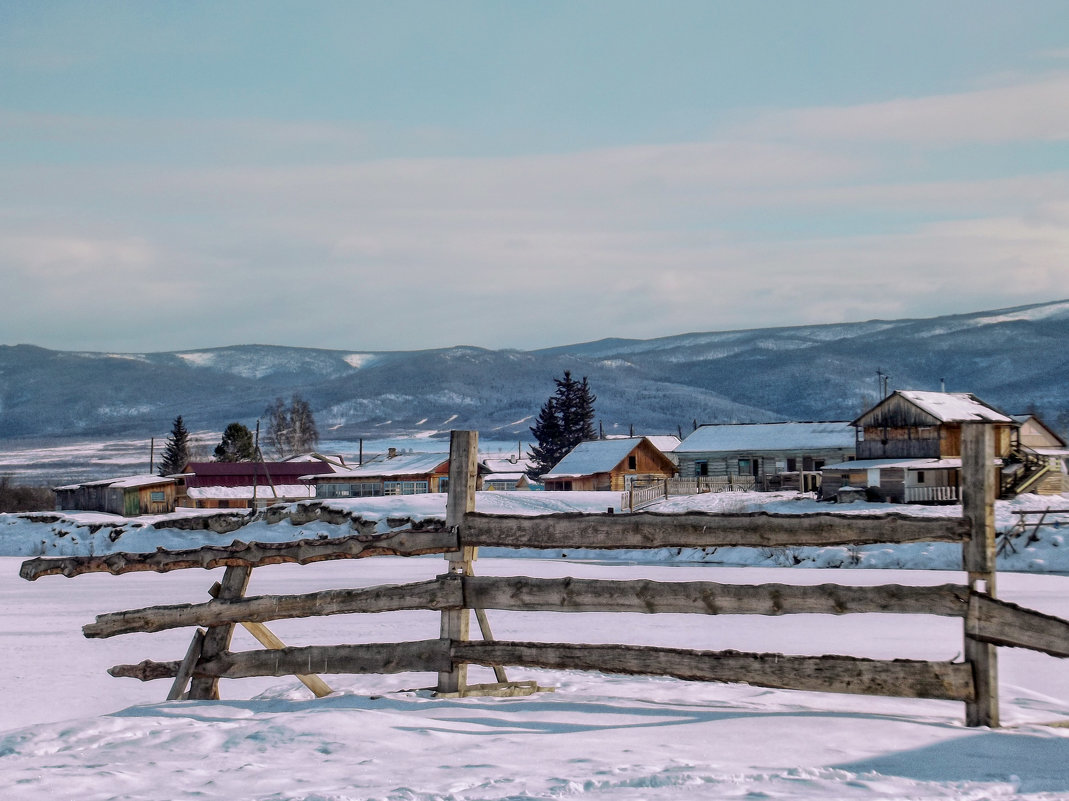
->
[3,491,1069,799]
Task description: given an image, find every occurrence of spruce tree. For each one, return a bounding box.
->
[158,415,191,476]
[527,396,564,479]
[527,371,597,479]
[214,422,256,462]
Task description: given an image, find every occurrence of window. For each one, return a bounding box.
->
[695,460,708,477]
[438,477,449,494]
[916,471,926,484]
[738,459,751,475]
[785,458,797,472]
[150,491,165,502]
[218,500,230,508]
[628,455,637,470]
[384,480,429,495]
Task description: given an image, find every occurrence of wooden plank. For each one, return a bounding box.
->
[85,575,970,639]
[434,680,549,699]
[239,621,334,698]
[200,639,451,679]
[84,578,460,638]
[20,528,457,580]
[967,593,1069,659]
[166,628,205,701]
[188,566,251,700]
[962,423,999,728]
[108,640,451,682]
[452,641,975,701]
[461,576,971,617]
[460,511,969,550]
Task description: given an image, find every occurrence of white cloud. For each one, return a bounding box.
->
[744,74,1069,144]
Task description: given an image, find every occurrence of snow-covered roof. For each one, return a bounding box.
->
[186,485,315,500]
[484,472,527,482]
[864,391,1013,424]
[483,457,533,474]
[675,422,855,453]
[543,438,656,479]
[823,457,965,471]
[55,474,175,491]
[313,451,450,480]
[279,452,348,469]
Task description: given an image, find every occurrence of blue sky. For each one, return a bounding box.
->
[1,1,1067,352]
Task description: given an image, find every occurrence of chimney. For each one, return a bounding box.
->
[388,447,397,458]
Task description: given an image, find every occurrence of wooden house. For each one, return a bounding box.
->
[176,460,339,509]
[309,450,489,498]
[541,437,676,492]
[482,456,533,491]
[673,422,856,492]
[822,390,1014,503]
[54,475,176,516]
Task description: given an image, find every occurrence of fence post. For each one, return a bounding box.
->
[437,430,478,695]
[962,422,999,727]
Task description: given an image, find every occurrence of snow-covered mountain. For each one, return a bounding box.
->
[2,300,1068,441]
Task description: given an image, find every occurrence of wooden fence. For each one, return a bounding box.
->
[905,485,959,503]
[19,426,1069,727]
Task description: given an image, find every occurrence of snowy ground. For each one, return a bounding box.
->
[3,491,1069,799]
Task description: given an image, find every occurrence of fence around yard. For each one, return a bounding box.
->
[19,426,1069,727]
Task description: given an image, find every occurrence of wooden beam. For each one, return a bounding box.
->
[84,578,460,638]
[452,641,975,701]
[239,620,333,698]
[20,528,457,580]
[201,639,452,679]
[83,575,970,639]
[438,430,477,695]
[962,422,999,728]
[166,627,205,701]
[461,575,971,617]
[967,593,1069,659]
[460,511,969,550]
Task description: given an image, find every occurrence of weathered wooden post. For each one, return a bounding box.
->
[962,422,999,727]
[187,565,251,700]
[437,430,478,695]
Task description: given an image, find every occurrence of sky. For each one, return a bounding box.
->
[1,0,1068,353]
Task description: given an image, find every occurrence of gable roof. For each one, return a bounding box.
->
[543,437,666,479]
[675,422,855,453]
[314,451,451,479]
[854,391,1013,426]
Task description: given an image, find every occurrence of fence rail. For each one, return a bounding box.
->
[667,476,756,495]
[20,425,1069,728]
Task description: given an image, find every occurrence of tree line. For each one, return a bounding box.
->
[157,394,320,476]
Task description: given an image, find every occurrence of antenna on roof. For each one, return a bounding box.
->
[940,377,946,392]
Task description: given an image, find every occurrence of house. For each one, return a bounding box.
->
[482,456,533,491]
[176,460,339,509]
[673,422,856,492]
[309,450,489,498]
[541,437,677,492]
[821,390,1015,503]
[54,474,177,516]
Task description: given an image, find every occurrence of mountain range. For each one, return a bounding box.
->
[2,300,1068,443]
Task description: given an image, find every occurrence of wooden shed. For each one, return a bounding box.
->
[54,475,176,516]
[541,437,676,492]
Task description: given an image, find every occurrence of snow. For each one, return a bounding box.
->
[342,353,379,368]
[3,491,1069,799]
[892,391,1013,423]
[676,422,855,453]
[543,438,648,478]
